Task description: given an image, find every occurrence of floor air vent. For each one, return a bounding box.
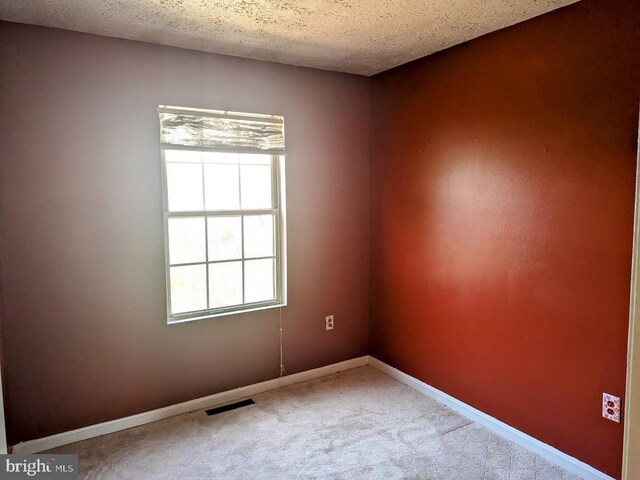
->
[205,399,255,416]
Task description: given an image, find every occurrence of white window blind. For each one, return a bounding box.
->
[159,106,285,154]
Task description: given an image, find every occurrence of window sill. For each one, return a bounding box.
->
[167,302,287,325]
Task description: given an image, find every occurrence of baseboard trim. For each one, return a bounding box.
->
[12,356,368,454]
[367,356,614,480]
[11,354,616,480]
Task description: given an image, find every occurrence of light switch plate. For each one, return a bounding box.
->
[602,393,621,423]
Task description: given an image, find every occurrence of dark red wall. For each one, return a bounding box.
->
[370,0,639,478]
[0,22,370,445]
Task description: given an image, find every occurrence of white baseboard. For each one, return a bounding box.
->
[10,354,616,480]
[12,356,368,454]
[367,356,614,480]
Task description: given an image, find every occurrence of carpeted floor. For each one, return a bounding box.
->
[47,366,580,479]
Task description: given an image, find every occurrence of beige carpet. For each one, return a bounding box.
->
[47,366,580,479]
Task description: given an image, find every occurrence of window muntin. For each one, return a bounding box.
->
[160,107,285,323]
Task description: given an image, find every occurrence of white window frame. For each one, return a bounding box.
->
[160,124,287,325]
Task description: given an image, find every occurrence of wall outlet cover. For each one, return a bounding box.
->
[325,315,334,331]
[602,393,621,423]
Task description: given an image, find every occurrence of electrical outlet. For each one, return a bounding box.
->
[602,393,621,423]
[325,315,334,331]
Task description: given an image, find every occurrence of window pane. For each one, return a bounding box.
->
[240,165,272,209]
[165,150,202,163]
[245,258,275,303]
[168,217,206,264]
[239,154,271,165]
[209,262,243,308]
[204,164,240,210]
[208,216,242,261]
[166,163,203,211]
[170,264,206,314]
[243,215,274,258]
[203,152,238,164]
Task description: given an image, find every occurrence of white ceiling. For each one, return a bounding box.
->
[0,0,578,76]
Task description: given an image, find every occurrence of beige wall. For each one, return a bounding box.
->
[624,120,640,479]
[625,324,640,478]
[0,21,371,444]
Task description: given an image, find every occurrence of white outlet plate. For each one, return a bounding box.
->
[325,315,334,331]
[602,393,621,423]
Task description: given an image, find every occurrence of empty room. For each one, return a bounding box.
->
[0,0,639,479]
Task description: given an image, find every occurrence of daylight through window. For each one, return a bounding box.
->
[159,106,286,323]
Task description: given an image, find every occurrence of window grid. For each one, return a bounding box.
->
[238,163,244,305]
[201,159,210,309]
[162,149,283,323]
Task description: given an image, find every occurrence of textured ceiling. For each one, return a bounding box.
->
[0,0,578,76]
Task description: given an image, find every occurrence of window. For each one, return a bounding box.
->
[159,106,286,323]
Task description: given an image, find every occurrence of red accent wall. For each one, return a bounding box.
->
[369,0,639,478]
